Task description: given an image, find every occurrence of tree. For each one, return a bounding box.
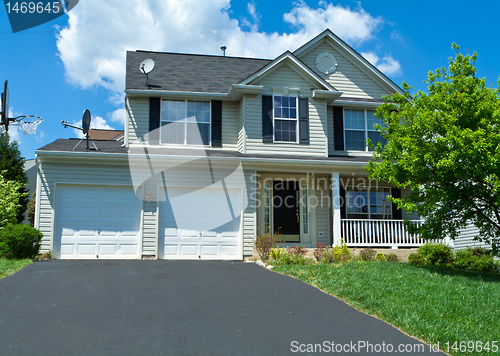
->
[0,129,28,223]
[0,171,27,228]
[367,44,500,255]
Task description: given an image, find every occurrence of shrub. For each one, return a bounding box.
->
[417,243,453,265]
[408,252,427,265]
[375,253,386,262]
[288,246,308,256]
[314,239,352,263]
[254,230,280,261]
[0,224,43,259]
[359,247,377,261]
[385,253,399,262]
[270,246,285,261]
[453,248,499,273]
[0,172,28,228]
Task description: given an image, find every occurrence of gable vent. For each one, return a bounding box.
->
[316,52,337,74]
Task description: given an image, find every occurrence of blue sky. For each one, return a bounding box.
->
[1,0,499,159]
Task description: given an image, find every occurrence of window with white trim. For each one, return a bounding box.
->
[346,187,392,219]
[264,183,271,233]
[161,100,211,145]
[301,185,309,234]
[344,108,386,151]
[273,95,297,142]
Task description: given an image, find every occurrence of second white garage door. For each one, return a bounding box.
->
[55,185,141,259]
[159,187,242,260]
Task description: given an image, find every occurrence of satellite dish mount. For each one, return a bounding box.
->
[140,59,161,89]
[61,109,99,151]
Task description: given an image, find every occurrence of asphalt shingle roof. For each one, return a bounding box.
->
[126,51,272,93]
[37,139,372,163]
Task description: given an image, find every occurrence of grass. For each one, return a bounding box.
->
[274,261,500,356]
[0,258,32,279]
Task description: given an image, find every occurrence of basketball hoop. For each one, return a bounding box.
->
[13,115,43,135]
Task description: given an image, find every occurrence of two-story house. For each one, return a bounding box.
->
[34,29,423,260]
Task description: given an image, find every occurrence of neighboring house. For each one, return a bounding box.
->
[87,129,124,141]
[35,29,425,260]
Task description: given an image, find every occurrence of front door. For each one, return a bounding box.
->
[273,181,300,242]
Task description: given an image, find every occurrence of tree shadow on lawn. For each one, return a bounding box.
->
[409,263,500,283]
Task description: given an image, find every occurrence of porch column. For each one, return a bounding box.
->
[331,172,341,246]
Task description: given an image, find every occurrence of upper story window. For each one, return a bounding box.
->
[273,96,297,142]
[344,108,386,151]
[161,100,210,145]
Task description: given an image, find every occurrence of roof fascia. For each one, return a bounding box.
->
[294,29,404,95]
[239,51,337,92]
[313,89,343,104]
[228,84,264,101]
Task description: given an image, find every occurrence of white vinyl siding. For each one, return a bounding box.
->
[455,224,490,250]
[127,97,149,144]
[237,97,246,153]
[297,39,392,100]
[221,101,238,150]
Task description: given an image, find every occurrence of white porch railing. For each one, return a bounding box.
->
[341,219,426,247]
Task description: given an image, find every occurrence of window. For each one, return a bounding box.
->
[264,183,271,233]
[344,108,386,151]
[301,185,309,234]
[273,96,297,142]
[346,187,391,219]
[161,100,211,145]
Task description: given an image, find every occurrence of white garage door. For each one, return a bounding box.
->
[55,185,141,259]
[159,187,242,260]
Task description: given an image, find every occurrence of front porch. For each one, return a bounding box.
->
[254,170,432,250]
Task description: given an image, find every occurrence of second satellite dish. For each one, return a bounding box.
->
[82,109,91,135]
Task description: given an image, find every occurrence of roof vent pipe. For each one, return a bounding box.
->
[220,46,227,57]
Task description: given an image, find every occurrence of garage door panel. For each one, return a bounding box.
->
[160,187,241,260]
[56,185,141,259]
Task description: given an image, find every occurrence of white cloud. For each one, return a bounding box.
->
[56,0,387,95]
[361,51,401,76]
[107,107,125,124]
[71,114,114,138]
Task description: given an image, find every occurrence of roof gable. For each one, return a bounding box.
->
[239,51,337,92]
[294,29,404,98]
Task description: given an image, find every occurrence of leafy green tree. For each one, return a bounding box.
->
[367,44,500,255]
[0,130,28,223]
[0,171,27,228]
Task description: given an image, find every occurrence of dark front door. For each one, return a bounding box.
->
[273,181,300,242]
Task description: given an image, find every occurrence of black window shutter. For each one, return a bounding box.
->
[262,95,273,143]
[149,97,161,144]
[211,100,222,147]
[391,188,402,220]
[298,98,309,144]
[339,186,347,219]
[333,106,344,151]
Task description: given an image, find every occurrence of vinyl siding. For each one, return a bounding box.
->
[243,169,257,256]
[315,186,331,245]
[221,101,238,150]
[298,39,392,100]
[237,97,245,153]
[455,224,490,250]
[127,97,149,144]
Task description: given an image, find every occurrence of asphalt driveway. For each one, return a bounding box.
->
[0,261,445,355]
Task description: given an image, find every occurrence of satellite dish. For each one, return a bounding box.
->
[140,59,155,74]
[82,109,91,135]
[1,80,9,130]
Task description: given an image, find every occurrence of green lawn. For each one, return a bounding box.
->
[0,258,32,279]
[274,261,500,356]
